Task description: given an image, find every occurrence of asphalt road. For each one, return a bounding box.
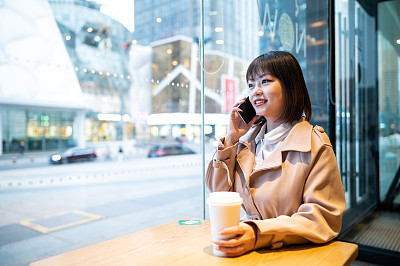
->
[0,154,212,266]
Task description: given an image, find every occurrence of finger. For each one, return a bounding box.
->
[214,238,240,247]
[248,115,259,125]
[215,244,245,256]
[233,98,246,108]
[219,225,246,236]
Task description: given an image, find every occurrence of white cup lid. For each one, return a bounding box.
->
[207,192,243,205]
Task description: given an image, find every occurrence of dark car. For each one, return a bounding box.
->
[147,143,196,158]
[49,147,98,164]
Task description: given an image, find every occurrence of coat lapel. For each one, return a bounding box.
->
[236,124,261,180]
[281,120,312,153]
[236,119,313,175]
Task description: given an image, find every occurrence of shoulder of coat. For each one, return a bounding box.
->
[312,125,332,147]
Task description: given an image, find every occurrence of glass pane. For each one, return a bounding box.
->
[378,1,400,205]
[334,0,378,233]
[255,0,330,129]
[0,1,205,264]
[338,1,400,259]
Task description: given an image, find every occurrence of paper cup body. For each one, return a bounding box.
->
[207,192,243,257]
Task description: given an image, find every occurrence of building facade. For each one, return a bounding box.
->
[133,0,260,61]
[49,0,135,142]
[0,0,86,155]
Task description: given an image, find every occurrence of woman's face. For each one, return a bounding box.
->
[247,73,285,122]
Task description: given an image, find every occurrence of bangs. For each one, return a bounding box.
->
[246,55,275,82]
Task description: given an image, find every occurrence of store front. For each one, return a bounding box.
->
[1,106,82,154]
[85,113,135,142]
[1,107,84,154]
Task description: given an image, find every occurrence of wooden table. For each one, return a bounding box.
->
[31,219,358,266]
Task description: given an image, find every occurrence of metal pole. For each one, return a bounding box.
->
[200,0,206,220]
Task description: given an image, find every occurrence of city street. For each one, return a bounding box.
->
[0,153,212,266]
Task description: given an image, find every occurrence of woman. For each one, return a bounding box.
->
[206,51,346,257]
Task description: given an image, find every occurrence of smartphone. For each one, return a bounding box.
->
[237,97,256,124]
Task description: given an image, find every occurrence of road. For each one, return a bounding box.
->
[0,154,212,266]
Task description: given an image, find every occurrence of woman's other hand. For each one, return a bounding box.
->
[225,98,258,146]
[213,222,257,257]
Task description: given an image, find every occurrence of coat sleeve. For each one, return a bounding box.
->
[205,137,239,192]
[245,141,346,249]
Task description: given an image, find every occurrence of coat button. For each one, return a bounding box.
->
[316,125,325,133]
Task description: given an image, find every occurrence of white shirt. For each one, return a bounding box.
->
[254,121,295,170]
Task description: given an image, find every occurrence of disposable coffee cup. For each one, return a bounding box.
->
[207,192,243,257]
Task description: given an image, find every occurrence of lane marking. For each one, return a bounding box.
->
[19,210,102,233]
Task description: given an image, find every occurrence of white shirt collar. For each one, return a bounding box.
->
[255,121,294,146]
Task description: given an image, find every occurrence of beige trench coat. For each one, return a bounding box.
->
[206,120,346,250]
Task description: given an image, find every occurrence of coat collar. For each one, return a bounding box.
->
[237,119,313,171]
[281,119,312,152]
[239,118,312,152]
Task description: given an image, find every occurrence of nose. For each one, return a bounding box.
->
[252,85,262,95]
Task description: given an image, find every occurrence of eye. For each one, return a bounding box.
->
[262,79,269,84]
[248,83,254,89]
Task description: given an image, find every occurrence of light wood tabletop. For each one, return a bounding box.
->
[30,219,358,266]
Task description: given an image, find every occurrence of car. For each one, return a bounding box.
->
[147,143,196,158]
[49,147,98,164]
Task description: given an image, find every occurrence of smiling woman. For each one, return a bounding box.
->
[206,51,345,257]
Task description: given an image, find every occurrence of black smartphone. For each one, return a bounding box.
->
[237,97,256,124]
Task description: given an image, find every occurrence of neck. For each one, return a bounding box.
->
[266,118,281,132]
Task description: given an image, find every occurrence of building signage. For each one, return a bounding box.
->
[221,75,238,113]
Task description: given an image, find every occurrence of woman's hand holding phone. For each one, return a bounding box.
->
[225,97,258,146]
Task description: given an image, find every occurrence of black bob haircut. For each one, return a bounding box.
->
[246,51,312,123]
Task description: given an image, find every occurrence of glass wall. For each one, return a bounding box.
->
[334,0,378,231]
[1,0,398,265]
[337,0,400,260]
[0,0,252,263]
[378,0,400,206]
[0,1,205,265]
[257,0,330,131]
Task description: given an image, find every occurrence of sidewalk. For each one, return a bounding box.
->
[0,141,148,170]
[0,140,214,171]
[0,152,52,170]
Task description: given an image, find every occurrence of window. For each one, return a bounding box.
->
[1,1,390,265]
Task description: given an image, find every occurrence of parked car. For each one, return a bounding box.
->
[147,143,196,158]
[49,147,98,164]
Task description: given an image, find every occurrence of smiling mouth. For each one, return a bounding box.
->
[254,99,267,106]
